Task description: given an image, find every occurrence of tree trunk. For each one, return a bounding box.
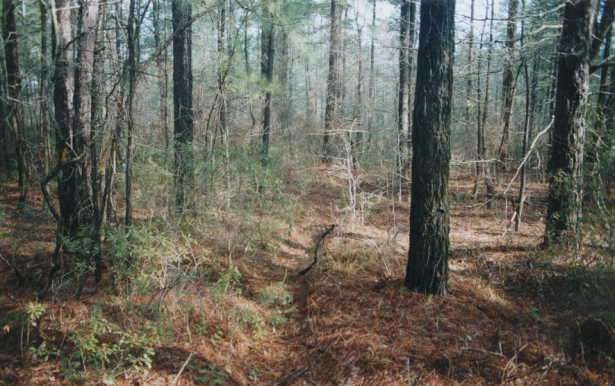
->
[40,1,50,180]
[261,3,274,166]
[395,0,411,199]
[173,0,194,213]
[464,0,475,136]
[366,0,376,151]
[217,1,227,139]
[405,0,455,295]
[153,0,170,162]
[498,0,519,170]
[544,0,597,248]
[405,0,417,169]
[322,0,341,164]
[124,0,140,226]
[3,0,26,203]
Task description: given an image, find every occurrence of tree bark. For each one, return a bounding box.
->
[322,0,341,164]
[405,0,455,295]
[544,0,597,248]
[261,2,275,166]
[153,0,170,162]
[395,0,411,198]
[173,0,194,213]
[498,0,519,170]
[3,0,25,202]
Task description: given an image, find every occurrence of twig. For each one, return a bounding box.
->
[273,367,310,386]
[472,118,553,210]
[502,118,553,196]
[0,252,26,284]
[40,155,85,222]
[171,352,193,386]
[297,224,336,276]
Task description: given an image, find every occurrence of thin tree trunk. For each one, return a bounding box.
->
[40,1,50,179]
[473,0,494,197]
[124,0,139,226]
[260,3,274,166]
[498,0,519,170]
[405,0,417,171]
[153,0,170,162]
[173,0,194,213]
[366,0,376,151]
[322,0,341,163]
[395,0,411,199]
[3,0,26,203]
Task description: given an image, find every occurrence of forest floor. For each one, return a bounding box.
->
[0,166,614,385]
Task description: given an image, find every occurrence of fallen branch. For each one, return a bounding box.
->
[171,352,193,386]
[297,224,336,276]
[273,367,310,386]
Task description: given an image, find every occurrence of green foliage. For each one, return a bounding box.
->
[214,265,242,296]
[25,302,46,324]
[192,365,230,385]
[232,307,266,337]
[65,308,157,375]
[256,282,293,307]
[30,307,160,380]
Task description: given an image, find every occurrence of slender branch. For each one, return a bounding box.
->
[40,155,85,222]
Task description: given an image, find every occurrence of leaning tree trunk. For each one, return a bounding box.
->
[405,0,455,295]
[172,0,194,213]
[544,0,597,248]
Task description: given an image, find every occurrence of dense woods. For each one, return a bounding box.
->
[1,0,614,384]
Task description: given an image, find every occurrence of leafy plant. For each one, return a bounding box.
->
[256,282,293,307]
[214,265,242,295]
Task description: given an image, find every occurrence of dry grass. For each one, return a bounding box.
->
[1,167,614,385]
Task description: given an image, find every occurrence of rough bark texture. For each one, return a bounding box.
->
[322,0,341,163]
[544,0,597,247]
[173,0,194,213]
[405,0,455,295]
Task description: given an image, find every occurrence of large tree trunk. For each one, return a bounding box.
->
[497,0,518,170]
[322,0,341,164]
[52,0,98,239]
[544,0,597,248]
[405,0,455,295]
[172,0,194,213]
